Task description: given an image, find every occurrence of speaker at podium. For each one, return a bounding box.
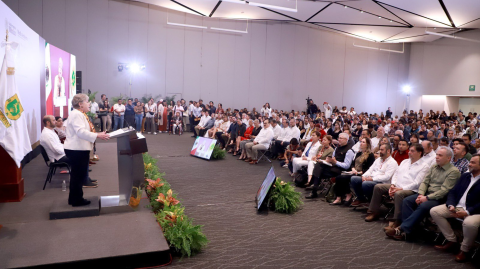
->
[101,127,148,213]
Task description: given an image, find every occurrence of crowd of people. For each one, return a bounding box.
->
[41,95,480,263]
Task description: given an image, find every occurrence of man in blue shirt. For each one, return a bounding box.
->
[124,99,135,129]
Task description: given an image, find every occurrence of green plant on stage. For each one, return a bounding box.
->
[268,178,303,214]
[156,207,209,257]
[211,145,225,160]
[142,153,208,257]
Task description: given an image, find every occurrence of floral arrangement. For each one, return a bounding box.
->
[268,178,303,214]
[143,153,208,257]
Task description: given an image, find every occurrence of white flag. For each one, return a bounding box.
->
[0,42,32,168]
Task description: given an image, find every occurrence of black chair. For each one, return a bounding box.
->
[39,145,71,190]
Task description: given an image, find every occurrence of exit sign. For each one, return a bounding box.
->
[469,85,475,91]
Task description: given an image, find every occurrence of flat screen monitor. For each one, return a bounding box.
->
[256,167,276,210]
[190,137,217,160]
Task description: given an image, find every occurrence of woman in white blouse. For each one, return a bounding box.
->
[64,94,109,207]
[145,100,157,134]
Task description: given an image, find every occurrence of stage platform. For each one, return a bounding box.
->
[0,142,171,269]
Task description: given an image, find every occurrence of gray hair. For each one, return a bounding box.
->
[72,93,88,109]
[394,130,403,136]
[437,146,453,158]
[339,133,349,140]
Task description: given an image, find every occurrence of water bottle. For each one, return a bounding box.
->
[62,179,67,191]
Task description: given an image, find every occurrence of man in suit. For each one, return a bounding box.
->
[430,154,480,263]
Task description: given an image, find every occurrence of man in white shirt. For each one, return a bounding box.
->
[291,132,321,176]
[40,115,98,188]
[271,119,283,140]
[113,99,125,131]
[422,140,437,167]
[366,144,430,224]
[350,143,399,206]
[272,119,300,159]
[370,126,385,150]
[245,119,274,164]
[40,115,69,164]
[430,154,480,262]
[323,102,332,119]
[352,129,372,153]
[193,110,211,137]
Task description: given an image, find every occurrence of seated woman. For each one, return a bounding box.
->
[305,135,334,185]
[227,118,246,154]
[373,136,390,154]
[238,120,262,160]
[330,137,375,206]
[281,138,302,172]
[409,133,420,145]
[234,119,254,156]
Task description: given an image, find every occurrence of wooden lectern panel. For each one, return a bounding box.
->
[0,146,25,202]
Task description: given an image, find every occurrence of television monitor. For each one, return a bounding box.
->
[190,137,217,160]
[256,167,276,210]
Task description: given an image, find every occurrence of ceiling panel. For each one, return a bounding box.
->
[131,0,480,43]
[443,0,480,27]
[309,3,407,27]
[380,0,452,26]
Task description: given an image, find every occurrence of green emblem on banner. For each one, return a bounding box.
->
[469,85,475,91]
[71,70,76,87]
[5,94,24,120]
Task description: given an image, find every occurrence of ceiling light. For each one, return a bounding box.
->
[402,85,411,94]
[344,5,347,8]
[379,16,381,19]
[425,31,480,43]
[390,20,392,22]
[167,21,207,29]
[361,11,364,13]
[222,0,298,13]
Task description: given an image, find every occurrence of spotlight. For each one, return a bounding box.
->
[118,64,123,72]
[125,64,130,70]
[402,85,411,94]
[130,63,140,73]
[141,65,146,71]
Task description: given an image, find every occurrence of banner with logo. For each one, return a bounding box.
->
[46,43,71,118]
[68,54,76,112]
[0,1,40,164]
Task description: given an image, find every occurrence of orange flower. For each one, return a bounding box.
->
[146,178,164,190]
[155,189,180,207]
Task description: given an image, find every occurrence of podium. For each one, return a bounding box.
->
[0,146,25,203]
[100,128,148,213]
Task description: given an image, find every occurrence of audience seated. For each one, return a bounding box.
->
[385,146,460,241]
[194,110,212,137]
[370,127,385,150]
[306,133,354,199]
[238,119,262,160]
[244,120,274,164]
[331,137,375,206]
[234,119,254,156]
[54,116,66,144]
[272,118,300,159]
[291,132,322,177]
[430,154,480,263]
[391,139,410,165]
[304,135,334,185]
[421,140,437,166]
[366,143,430,227]
[350,143,398,206]
[452,141,471,173]
[281,138,302,172]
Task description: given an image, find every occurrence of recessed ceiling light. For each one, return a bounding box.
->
[379,16,382,19]
[434,27,436,29]
[360,10,364,13]
[390,20,392,22]
[344,5,347,8]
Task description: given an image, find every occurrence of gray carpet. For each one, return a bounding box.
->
[0,142,169,269]
[142,133,477,269]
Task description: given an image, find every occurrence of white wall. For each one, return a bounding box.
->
[408,30,480,112]
[3,0,410,115]
[459,97,480,114]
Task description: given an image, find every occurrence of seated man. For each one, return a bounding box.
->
[291,132,321,176]
[272,119,299,159]
[40,115,97,188]
[391,139,409,165]
[462,133,477,155]
[385,146,461,240]
[350,143,398,206]
[193,110,211,137]
[452,142,470,173]
[365,144,430,228]
[351,129,371,153]
[245,120,274,164]
[370,126,385,150]
[200,115,215,138]
[430,154,480,263]
[306,133,355,199]
[172,111,183,134]
[54,116,67,143]
[422,140,437,167]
